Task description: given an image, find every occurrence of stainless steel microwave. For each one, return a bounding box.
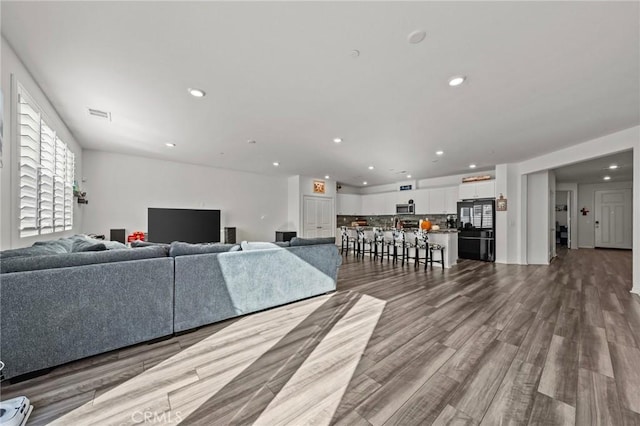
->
[396,204,415,214]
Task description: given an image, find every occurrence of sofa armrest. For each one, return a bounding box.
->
[0,257,174,379]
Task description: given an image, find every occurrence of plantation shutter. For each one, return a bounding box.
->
[18,91,41,237]
[18,84,75,237]
[39,120,56,234]
[65,147,74,230]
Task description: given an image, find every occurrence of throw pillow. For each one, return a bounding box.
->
[169,242,241,257]
[289,237,336,246]
[240,241,281,251]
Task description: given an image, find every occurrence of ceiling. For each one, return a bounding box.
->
[2,2,639,187]
[554,150,633,184]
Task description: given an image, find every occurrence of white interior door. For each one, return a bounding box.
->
[595,189,632,249]
[303,196,334,238]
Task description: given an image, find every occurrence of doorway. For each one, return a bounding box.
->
[303,196,334,238]
[555,191,570,248]
[595,189,632,249]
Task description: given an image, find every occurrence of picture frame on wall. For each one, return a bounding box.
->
[496,194,507,211]
[313,179,325,194]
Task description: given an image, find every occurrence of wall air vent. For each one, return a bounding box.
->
[88,108,111,121]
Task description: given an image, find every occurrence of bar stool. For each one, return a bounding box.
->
[413,229,429,270]
[392,230,408,266]
[383,230,395,263]
[340,227,356,256]
[373,229,385,261]
[429,243,446,269]
[359,229,376,259]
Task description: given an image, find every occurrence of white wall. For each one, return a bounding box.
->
[577,181,633,248]
[286,175,300,232]
[81,150,289,242]
[495,164,508,263]
[1,37,84,250]
[527,171,550,265]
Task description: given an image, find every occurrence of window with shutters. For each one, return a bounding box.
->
[18,84,75,238]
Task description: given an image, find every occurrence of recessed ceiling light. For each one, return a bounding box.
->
[436,150,444,156]
[407,174,412,178]
[448,76,466,87]
[165,143,176,148]
[407,30,427,44]
[363,181,368,185]
[603,176,611,181]
[333,137,343,143]
[609,164,618,169]
[368,166,375,170]
[188,88,206,98]
[325,175,330,179]
[273,162,279,167]
[469,164,477,169]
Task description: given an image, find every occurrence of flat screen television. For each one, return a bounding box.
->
[148,208,221,244]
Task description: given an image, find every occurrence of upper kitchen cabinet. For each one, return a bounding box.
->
[361,193,385,215]
[336,193,362,215]
[425,187,458,214]
[459,180,496,200]
[428,188,446,213]
[410,189,429,214]
[444,186,458,213]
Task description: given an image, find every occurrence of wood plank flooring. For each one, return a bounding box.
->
[2,247,639,425]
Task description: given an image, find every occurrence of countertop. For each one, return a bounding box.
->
[339,226,458,234]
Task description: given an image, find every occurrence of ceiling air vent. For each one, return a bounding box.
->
[88,108,111,121]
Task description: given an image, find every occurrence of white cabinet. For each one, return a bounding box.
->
[407,189,427,214]
[361,193,386,215]
[445,186,458,213]
[428,188,446,213]
[459,181,495,200]
[476,181,496,199]
[360,192,398,215]
[336,193,362,215]
[382,192,397,215]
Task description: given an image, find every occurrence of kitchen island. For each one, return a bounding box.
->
[336,227,458,268]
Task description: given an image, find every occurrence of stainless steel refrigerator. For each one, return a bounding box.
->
[457,199,495,262]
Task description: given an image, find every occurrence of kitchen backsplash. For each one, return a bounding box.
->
[337,214,454,228]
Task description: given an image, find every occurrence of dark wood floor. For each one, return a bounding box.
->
[2,247,640,425]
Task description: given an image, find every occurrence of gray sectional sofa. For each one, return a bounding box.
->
[0,236,340,380]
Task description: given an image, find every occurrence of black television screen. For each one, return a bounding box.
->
[148,208,221,244]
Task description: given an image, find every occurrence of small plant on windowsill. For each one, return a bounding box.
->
[73,181,88,204]
[73,189,88,204]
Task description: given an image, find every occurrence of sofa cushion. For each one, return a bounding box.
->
[33,238,74,253]
[240,241,281,251]
[70,234,127,250]
[0,245,63,259]
[72,238,107,253]
[289,237,336,246]
[0,246,167,274]
[169,242,241,257]
[76,242,108,252]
